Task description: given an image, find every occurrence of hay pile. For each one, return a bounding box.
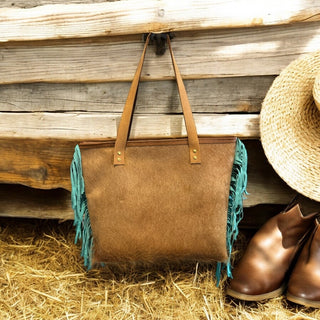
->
[1,217,320,320]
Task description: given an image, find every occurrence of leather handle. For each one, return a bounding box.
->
[114,33,201,165]
[167,35,201,164]
[113,34,151,165]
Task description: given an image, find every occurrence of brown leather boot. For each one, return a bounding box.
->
[286,222,320,308]
[226,203,318,301]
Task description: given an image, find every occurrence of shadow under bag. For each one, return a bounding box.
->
[70,34,248,284]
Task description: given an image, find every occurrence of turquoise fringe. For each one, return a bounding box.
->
[215,138,248,286]
[70,139,247,280]
[70,145,93,269]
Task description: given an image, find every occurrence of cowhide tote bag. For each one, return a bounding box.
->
[70,33,247,283]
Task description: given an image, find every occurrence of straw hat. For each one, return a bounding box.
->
[260,51,320,201]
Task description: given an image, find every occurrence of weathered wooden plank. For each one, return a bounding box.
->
[0,76,273,113]
[0,184,73,220]
[0,138,291,198]
[1,0,109,8]
[0,184,281,226]
[1,184,318,228]
[0,113,257,190]
[0,112,258,190]
[0,140,306,220]
[0,185,286,226]
[244,140,295,206]
[0,112,260,139]
[0,138,76,190]
[1,22,320,83]
[1,0,320,42]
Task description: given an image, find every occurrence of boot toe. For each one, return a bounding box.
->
[287,279,320,308]
[227,277,285,301]
[287,292,320,308]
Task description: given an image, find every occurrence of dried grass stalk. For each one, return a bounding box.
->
[0,218,319,320]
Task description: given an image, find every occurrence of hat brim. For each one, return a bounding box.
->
[260,51,320,201]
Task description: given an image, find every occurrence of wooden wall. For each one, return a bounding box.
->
[1,0,320,219]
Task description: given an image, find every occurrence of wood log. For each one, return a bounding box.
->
[1,182,318,227]
[0,185,286,225]
[1,22,320,83]
[0,76,273,113]
[0,138,76,190]
[0,138,294,205]
[0,184,72,220]
[0,184,280,225]
[0,112,259,190]
[4,139,319,221]
[1,0,320,42]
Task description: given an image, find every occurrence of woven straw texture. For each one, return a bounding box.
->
[313,73,320,111]
[260,51,320,201]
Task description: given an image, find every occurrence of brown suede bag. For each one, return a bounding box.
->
[71,34,247,281]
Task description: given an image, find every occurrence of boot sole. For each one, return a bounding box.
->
[226,284,286,301]
[287,293,320,308]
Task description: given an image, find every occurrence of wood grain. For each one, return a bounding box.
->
[1,0,320,42]
[0,138,294,202]
[2,182,318,227]
[0,184,283,225]
[0,138,76,190]
[0,140,300,219]
[2,1,318,215]
[0,185,285,225]
[0,76,273,113]
[0,112,259,189]
[1,22,320,83]
[0,0,109,8]
[0,184,73,219]
[0,112,260,139]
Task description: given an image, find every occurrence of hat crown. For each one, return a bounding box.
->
[260,51,320,201]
